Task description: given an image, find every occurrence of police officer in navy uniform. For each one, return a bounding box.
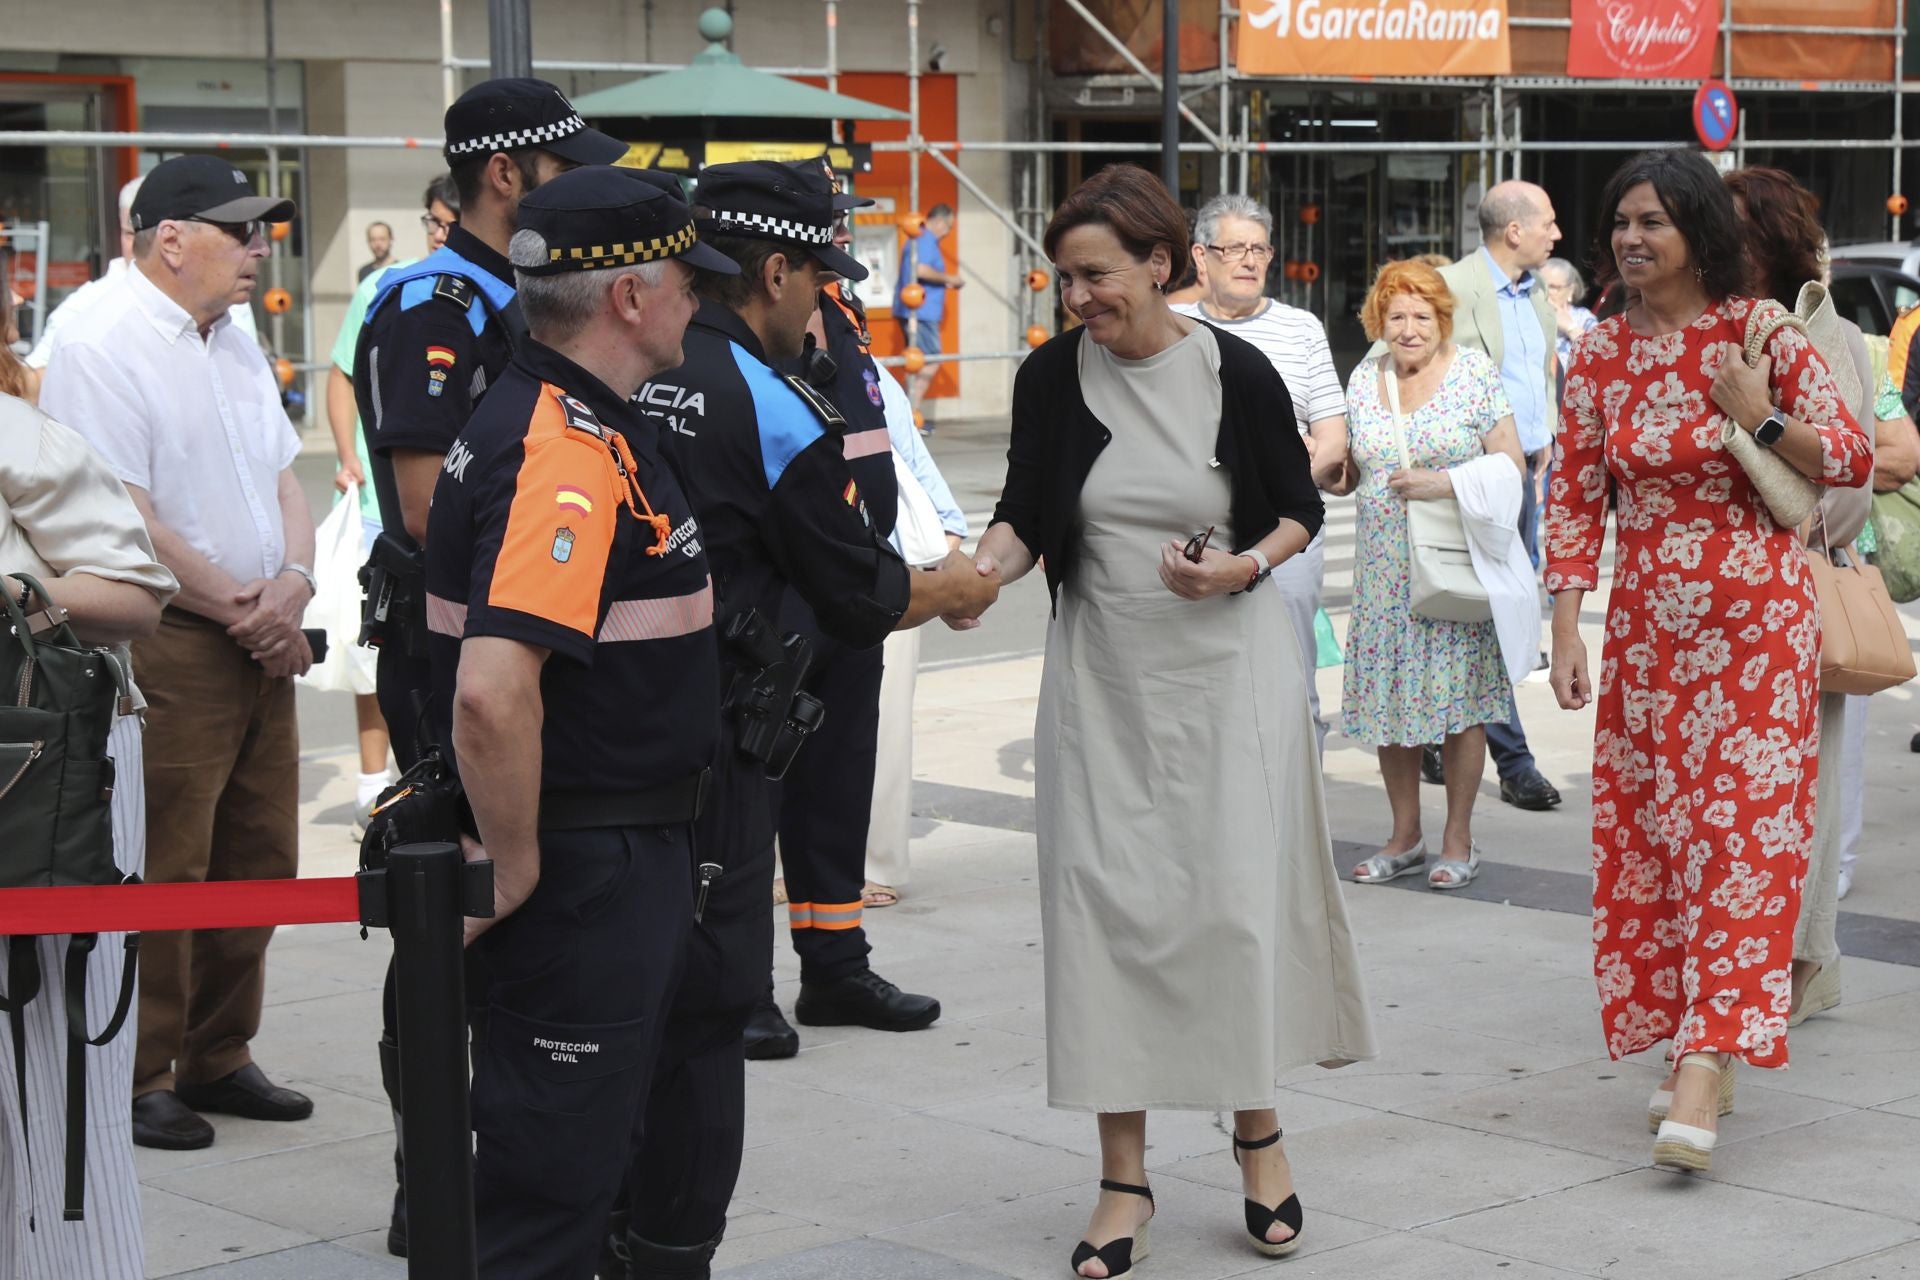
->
[353,76,623,1259]
[612,161,1000,1277]
[423,166,737,1278]
[745,159,930,1058]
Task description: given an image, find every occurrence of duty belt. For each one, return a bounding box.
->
[537,769,711,832]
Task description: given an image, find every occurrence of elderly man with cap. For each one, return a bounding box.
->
[422,164,736,1278]
[351,76,620,1257]
[39,156,314,1151]
[610,159,1000,1279]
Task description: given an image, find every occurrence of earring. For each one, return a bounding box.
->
[1693,265,1704,283]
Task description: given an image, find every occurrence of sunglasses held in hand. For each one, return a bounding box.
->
[1182,526,1215,563]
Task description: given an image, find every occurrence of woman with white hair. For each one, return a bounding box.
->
[1539,256,1596,369]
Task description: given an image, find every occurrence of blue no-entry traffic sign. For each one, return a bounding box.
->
[1693,79,1739,152]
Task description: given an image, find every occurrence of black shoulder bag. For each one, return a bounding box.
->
[0,572,140,1224]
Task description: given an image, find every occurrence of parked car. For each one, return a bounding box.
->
[1825,261,1920,338]
[1828,239,1920,278]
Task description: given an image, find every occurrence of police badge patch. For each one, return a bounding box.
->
[551,527,576,563]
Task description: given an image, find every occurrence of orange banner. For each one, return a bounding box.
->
[1235,0,1513,76]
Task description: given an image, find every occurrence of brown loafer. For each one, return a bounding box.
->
[176,1063,313,1122]
[132,1090,214,1150]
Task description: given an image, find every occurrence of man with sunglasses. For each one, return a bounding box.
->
[39,155,318,1152]
[612,160,999,1278]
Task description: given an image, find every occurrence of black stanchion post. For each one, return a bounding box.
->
[383,841,490,1280]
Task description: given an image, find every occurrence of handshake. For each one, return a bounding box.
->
[925,546,1001,631]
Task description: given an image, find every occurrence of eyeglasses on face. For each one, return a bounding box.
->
[421,213,457,234]
[1204,243,1275,265]
[189,217,267,245]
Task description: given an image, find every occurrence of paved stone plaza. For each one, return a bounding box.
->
[140,420,1920,1278]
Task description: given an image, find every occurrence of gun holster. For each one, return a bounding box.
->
[358,532,429,658]
[719,608,827,782]
[354,748,470,931]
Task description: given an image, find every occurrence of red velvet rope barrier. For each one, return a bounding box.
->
[0,878,361,935]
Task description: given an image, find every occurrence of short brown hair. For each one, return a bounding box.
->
[1360,260,1455,343]
[1042,163,1189,267]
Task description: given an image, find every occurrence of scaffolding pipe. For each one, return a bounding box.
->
[876,350,1029,367]
[1219,0,1232,197]
[1161,0,1179,193]
[1896,0,1907,241]
[826,0,840,145]
[441,0,457,106]
[444,55,833,74]
[1508,16,1900,37]
[1057,0,1226,148]
[925,146,1048,261]
[907,0,921,354]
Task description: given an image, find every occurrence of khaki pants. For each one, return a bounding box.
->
[130,610,299,1097]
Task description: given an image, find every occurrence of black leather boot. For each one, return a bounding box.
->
[378,1035,407,1258]
[622,1226,725,1279]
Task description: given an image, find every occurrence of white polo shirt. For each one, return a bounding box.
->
[1173,298,1345,434]
[38,264,300,585]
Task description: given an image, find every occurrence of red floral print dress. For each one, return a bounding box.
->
[1544,298,1871,1067]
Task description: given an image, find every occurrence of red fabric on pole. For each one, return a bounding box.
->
[0,877,361,935]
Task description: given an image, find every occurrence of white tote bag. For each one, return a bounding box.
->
[891,450,951,568]
[296,484,379,695]
[1383,361,1492,624]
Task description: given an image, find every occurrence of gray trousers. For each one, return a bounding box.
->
[1271,529,1327,755]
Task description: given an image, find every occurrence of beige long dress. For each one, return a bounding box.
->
[1036,325,1377,1113]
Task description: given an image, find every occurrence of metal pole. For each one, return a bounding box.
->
[385,843,483,1280]
[1894,0,1906,240]
[441,0,458,106]
[488,0,533,79]
[1219,0,1231,197]
[263,0,285,377]
[827,0,841,144]
[1162,0,1180,194]
[907,0,921,354]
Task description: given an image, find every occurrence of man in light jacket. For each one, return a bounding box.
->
[1426,181,1562,811]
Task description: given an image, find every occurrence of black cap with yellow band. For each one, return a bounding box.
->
[511,165,739,277]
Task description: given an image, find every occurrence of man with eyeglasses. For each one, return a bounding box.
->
[39,155,320,1152]
[1173,194,1348,753]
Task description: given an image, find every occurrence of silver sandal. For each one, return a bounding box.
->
[1353,841,1427,883]
[1427,845,1482,890]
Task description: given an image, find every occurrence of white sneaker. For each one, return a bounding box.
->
[1837,866,1854,900]
[352,795,377,841]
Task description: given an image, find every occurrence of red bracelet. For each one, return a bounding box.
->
[1240,554,1261,591]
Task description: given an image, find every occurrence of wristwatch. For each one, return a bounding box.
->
[280,562,317,596]
[1752,411,1787,449]
[1233,548,1273,595]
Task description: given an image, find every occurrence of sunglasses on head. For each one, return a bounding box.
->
[1182,526,1215,563]
[189,216,266,245]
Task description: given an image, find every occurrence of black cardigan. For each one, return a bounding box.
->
[989,322,1325,612]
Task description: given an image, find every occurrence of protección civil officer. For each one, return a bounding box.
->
[612,160,1000,1278]
[355,76,623,771]
[420,165,738,1279]
[351,75,623,1260]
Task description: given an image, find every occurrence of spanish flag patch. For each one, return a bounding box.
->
[426,346,457,368]
[555,485,594,515]
[842,480,859,507]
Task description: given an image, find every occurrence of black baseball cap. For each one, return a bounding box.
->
[692,161,868,281]
[443,77,624,167]
[512,165,738,276]
[783,155,876,213]
[128,155,295,231]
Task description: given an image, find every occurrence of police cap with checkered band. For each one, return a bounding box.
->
[691,160,868,281]
[442,77,625,167]
[513,165,739,276]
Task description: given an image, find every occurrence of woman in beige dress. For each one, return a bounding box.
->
[971,164,1376,1277]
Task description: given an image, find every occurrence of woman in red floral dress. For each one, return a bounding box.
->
[1544,151,1871,1173]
